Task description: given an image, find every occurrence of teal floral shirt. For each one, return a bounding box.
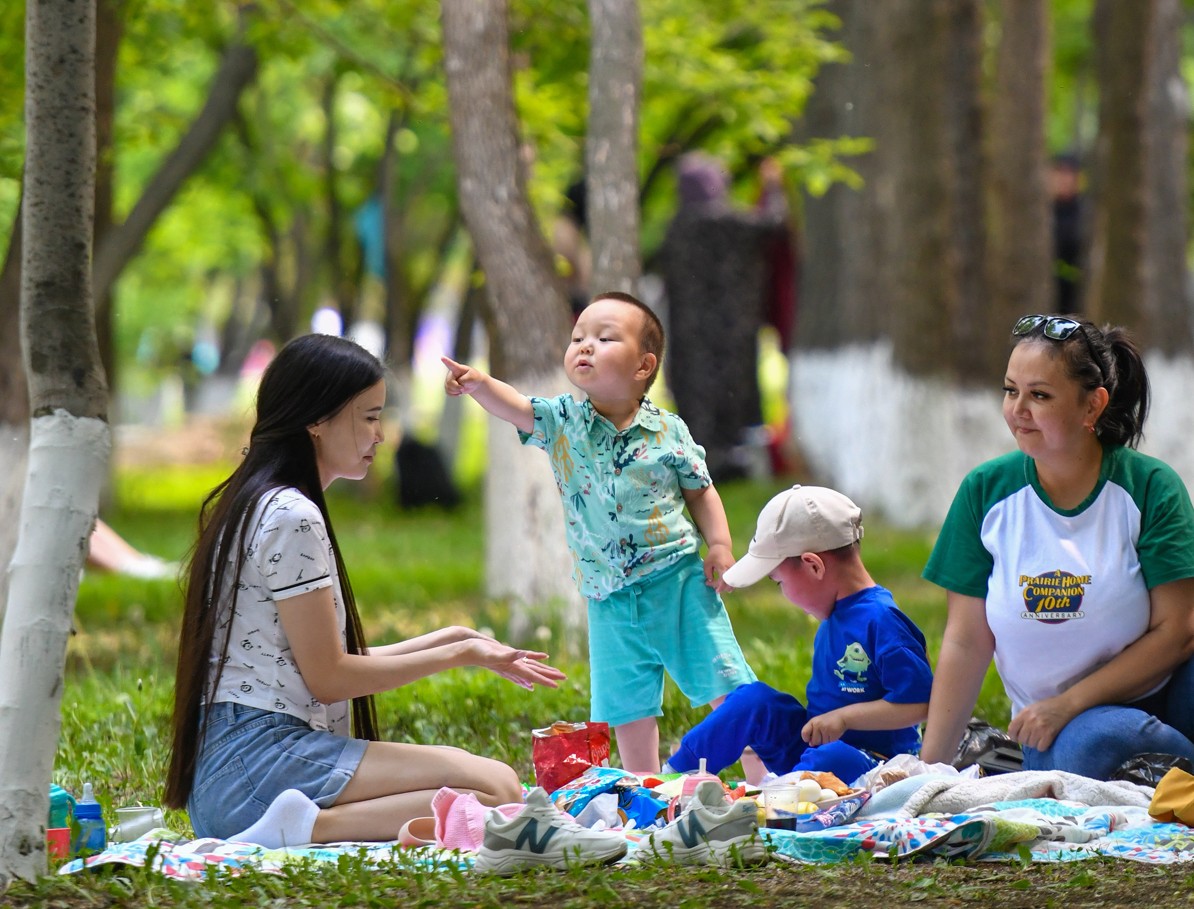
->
[520,394,712,601]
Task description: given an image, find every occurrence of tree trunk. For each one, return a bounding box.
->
[1142,0,1191,353]
[796,0,887,350]
[943,0,991,382]
[1085,0,1154,330]
[0,0,108,884]
[0,10,259,600]
[884,0,957,379]
[441,0,582,643]
[791,0,1009,526]
[323,72,358,331]
[0,207,26,628]
[586,0,642,294]
[986,0,1051,350]
[93,0,123,393]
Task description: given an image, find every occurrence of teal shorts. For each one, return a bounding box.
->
[587,552,757,727]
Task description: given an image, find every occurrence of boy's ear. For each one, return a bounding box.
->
[636,352,658,382]
[801,552,827,577]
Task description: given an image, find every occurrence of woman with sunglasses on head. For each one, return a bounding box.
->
[919,315,1194,780]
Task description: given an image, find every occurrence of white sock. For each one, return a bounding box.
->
[229,789,320,848]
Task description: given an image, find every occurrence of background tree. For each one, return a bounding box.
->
[586,0,642,293]
[441,0,582,639]
[0,0,106,883]
[791,0,1194,527]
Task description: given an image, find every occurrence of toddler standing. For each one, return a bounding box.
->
[444,291,756,772]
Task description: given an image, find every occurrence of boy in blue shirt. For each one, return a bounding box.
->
[663,485,933,785]
[443,292,756,773]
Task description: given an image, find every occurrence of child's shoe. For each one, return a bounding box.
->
[472,787,628,874]
[637,779,768,867]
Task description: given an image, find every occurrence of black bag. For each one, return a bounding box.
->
[1111,753,1194,788]
[954,718,1024,776]
[394,437,461,510]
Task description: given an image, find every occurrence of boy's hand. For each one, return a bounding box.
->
[704,542,735,592]
[442,355,486,397]
[801,712,847,747]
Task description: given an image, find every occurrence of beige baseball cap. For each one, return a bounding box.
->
[722,485,864,588]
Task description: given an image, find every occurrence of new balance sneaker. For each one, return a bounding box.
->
[637,779,768,867]
[472,787,629,874]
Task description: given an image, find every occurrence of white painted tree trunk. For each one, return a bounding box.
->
[0,414,109,882]
[483,367,585,651]
[791,344,1194,528]
[1,0,104,883]
[0,426,28,628]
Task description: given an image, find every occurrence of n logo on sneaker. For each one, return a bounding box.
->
[514,818,559,854]
[675,813,708,848]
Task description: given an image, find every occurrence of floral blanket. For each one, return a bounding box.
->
[59,801,1194,881]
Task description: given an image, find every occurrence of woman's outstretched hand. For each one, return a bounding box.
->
[464,638,567,691]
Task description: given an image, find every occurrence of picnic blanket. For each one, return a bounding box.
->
[57,770,1194,879]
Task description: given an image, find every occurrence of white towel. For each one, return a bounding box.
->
[900,770,1153,816]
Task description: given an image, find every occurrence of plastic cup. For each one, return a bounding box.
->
[46,827,71,859]
[109,806,165,843]
[761,782,801,829]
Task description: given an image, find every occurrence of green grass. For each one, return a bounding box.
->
[57,465,1015,816]
[13,462,1021,905]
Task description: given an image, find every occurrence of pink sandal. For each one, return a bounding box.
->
[397,815,437,848]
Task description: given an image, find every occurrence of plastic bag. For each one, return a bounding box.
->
[1112,752,1194,788]
[954,718,1023,775]
[550,766,632,816]
[532,720,612,795]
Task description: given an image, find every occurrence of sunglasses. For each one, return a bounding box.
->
[1012,314,1082,340]
[1012,314,1107,384]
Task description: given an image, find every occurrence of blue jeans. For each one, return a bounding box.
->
[665,682,879,785]
[1021,657,1194,780]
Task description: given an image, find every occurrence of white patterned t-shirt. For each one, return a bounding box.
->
[208,487,350,734]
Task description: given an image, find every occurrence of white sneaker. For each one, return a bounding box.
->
[472,787,628,874]
[637,780,768,867]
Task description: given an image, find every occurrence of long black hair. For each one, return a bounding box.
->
[165,334,384,809]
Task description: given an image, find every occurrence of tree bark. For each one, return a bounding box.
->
[441,0,582,641]
[1085,0,1154,331]
[796,0,887,349]
[986,0,1051,350]
[1142,0,1191,353]
[0,0,108,884]
[322,71,358,330]
[93,0,123,391]
[586,0,642,294]
[883,0,957,378]
[943,0,991,382]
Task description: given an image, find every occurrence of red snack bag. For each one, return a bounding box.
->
[531,720,612,794]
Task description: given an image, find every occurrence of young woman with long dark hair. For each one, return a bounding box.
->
[165,334,563,847]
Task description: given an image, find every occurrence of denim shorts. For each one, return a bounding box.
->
[587,552,756,727]
[188,701,368,839]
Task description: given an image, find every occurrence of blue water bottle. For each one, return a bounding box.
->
[71,782,107,857]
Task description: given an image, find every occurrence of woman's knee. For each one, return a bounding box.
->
[475,759,521,805]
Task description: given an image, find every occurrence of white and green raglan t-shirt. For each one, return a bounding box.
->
[924,446,1194,717]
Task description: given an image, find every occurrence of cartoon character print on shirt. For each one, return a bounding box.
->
[1018,569,1091,625]
[834,641,872,690]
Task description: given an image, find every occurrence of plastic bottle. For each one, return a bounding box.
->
[678,758,722,812]
[48,784,76,829]
[71,782,107,858]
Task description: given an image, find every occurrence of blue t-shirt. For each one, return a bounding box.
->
[807,585,933,757]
